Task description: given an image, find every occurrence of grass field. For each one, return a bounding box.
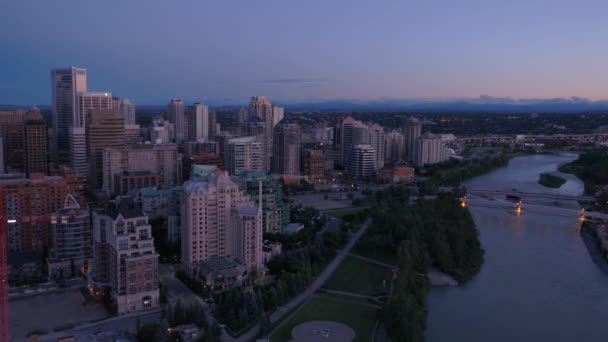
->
[353,249,399,266]
[269,294,379,342]
[324,256,394,296]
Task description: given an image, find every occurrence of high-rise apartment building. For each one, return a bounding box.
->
[223,136,263,175]
[345,144,376,179]
[236,171,289,233]
[403,117,422,161]
[209,110,218,139]
[150,119,174,144]
[47,195,93,280]
[181,171,263,271]
[368,124,385,170]
[244,116,269,172]
[51,67,87,149]
[385,130,405,161]
[120,98,136,125]
[168,98,185,143]
[187,103,209,141]
[91,198,159,314]
[412,133,450,167]
[248,96,274,166]
[272,119,300,175]
[86,109,125,189]
[124,124,142,145]
[24,111,48,176]
[102,144,177,195]
[0,169,85,253]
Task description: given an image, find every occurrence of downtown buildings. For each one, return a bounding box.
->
[412,133,451,166]
[272,118,300,175]
[51,67,87,150]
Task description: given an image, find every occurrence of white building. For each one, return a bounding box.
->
[223,136,263,175]
[413,133,450,166]
[272,105,284,126]
[181,171,263,272]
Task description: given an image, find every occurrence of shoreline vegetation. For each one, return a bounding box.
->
[538,173,567,188]
[559,149,608,195]
[580,223,608,275]
[358,187,484,341]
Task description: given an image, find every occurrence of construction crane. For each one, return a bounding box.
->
[0,207,77,342]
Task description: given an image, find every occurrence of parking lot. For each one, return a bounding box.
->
[9,289,108,341]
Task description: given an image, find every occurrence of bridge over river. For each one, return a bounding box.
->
[466,188,595,202]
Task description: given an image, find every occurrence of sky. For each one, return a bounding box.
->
[1,0,607,106]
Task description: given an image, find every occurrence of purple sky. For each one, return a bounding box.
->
[1,0,607,105]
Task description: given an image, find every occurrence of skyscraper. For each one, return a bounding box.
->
[272,118,300,175]
[248,96,274,166]
[384,130,405,161]
[368,124,385,170]
[86,109,125,189]
[187,103,209,141]
[236,171,289,233]
[51,67,87,150]
[223,136,263,175]
[181,171,262,271]
[403,117,422,161]
[120,98,136,125]
[168,98,185,143]
[244,116,269,172]
[24,110,48,176]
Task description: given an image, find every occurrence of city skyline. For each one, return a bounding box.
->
[2,1,608,105]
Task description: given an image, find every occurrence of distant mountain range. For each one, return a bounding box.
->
[3,96,608,112]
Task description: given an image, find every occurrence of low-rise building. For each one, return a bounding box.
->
[127,187,170,219]
[377,160,415,184]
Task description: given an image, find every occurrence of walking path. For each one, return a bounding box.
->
[250,219,372,341]
[348,253,397,269]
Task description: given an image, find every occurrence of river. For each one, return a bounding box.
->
[426,154,608,342]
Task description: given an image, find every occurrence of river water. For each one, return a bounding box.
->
[426,154,608,342]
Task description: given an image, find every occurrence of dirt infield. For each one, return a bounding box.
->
[291,320,356,342]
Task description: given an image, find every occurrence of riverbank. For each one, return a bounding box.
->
[580,223,608,275]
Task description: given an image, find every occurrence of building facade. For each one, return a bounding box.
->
[187,103,210,142]
[51,67,87,149]
[0,170,85,253]
[47,195,93,281]
[181,171,263,272]
[91,198,159,314]
[24,111,48,176]
[169,98,186,143]
[345,144,376,179]
[272,119,300,175]
[223,136,263,175]
[301,149,325,181]
[403,117,422,161]
[102,143,177,196]
[86,109,125,189]
[412,133,450,166]
[236,171,289,233]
